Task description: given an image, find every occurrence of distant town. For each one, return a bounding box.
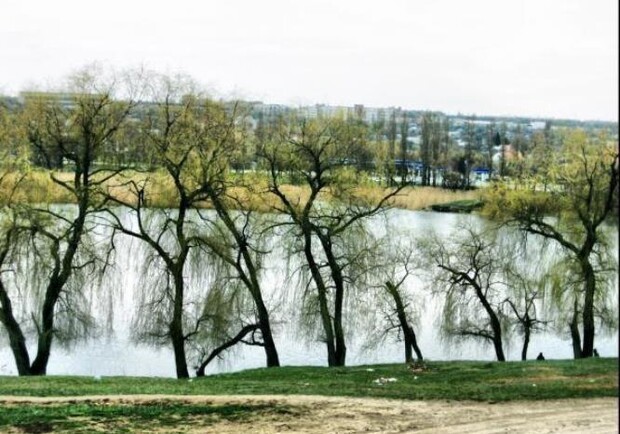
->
[2,92,618,188]
[248,100,618,141]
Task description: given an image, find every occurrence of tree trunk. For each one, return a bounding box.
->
[407,325,424,361]
[171,270,189,379]
[404,333,413,363]
[170,321,189,378]
[491,334,506,362]
[521,325,530,361]
[29,289,58,375]
[570,300,583,359]
[317,286,337,366]
[254,297,280,367]
[303,232,337,366]
[581,260,596,358]
[333,283,346,366]
[0,282,32,375]
[195,324,260,377]
[324,239,346,367]
[334,325,347,366]
[240,252,279,368]
[476,287,505,361]
[385,282,423,362]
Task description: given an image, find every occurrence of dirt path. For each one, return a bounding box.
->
[1,394,617,433]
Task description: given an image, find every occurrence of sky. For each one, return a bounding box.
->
[1,0,618,121]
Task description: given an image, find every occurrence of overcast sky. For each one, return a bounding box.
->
[1,0,617,121]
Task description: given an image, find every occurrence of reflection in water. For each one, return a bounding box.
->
[0,209,618,377]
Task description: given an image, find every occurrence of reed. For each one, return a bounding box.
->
[1,170,484,212]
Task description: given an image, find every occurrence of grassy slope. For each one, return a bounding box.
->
[0,402,293,433]
[1,359,616,432]
[0,359,617,402]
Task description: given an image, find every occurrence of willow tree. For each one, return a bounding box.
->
[371,240,424,363]
[106,75,279,377]
[424,223,509,361]
[104,75,218,378]
[0,68,138,375]
[190,106,281,370]
[0,104,30,374]
[486,130,619,358]
[262,116,402,366]
[195,194,281,371]
[502,266,548,361]
[498,234,553,361]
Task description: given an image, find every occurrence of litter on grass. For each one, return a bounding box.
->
[373,377,398,385]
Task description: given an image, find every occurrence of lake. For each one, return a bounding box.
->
[0,209,617,377]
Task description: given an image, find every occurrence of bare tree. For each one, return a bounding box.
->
[262,116,403,366]
[424,222,509,361]
[105,74,280,377]
[501,248,550,361]
[487,131,619,357]
[0,132,31,375]
[103,75,219,378]
[375,242,424,362]
[195,206,281,370]
[0,67,138,375]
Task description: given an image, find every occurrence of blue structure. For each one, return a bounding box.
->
[394,159,423,171]
[473,167,491,176]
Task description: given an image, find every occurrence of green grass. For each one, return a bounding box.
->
[0,402,296,433]
[0,358,617,402]
[0,359,616,432]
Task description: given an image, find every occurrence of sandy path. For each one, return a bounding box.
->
[1,394,617,433]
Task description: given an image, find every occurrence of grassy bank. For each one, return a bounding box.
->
[429,198,484,213]
[1,358,616,401]
[1,359,616,432]
[0,401,294,433]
